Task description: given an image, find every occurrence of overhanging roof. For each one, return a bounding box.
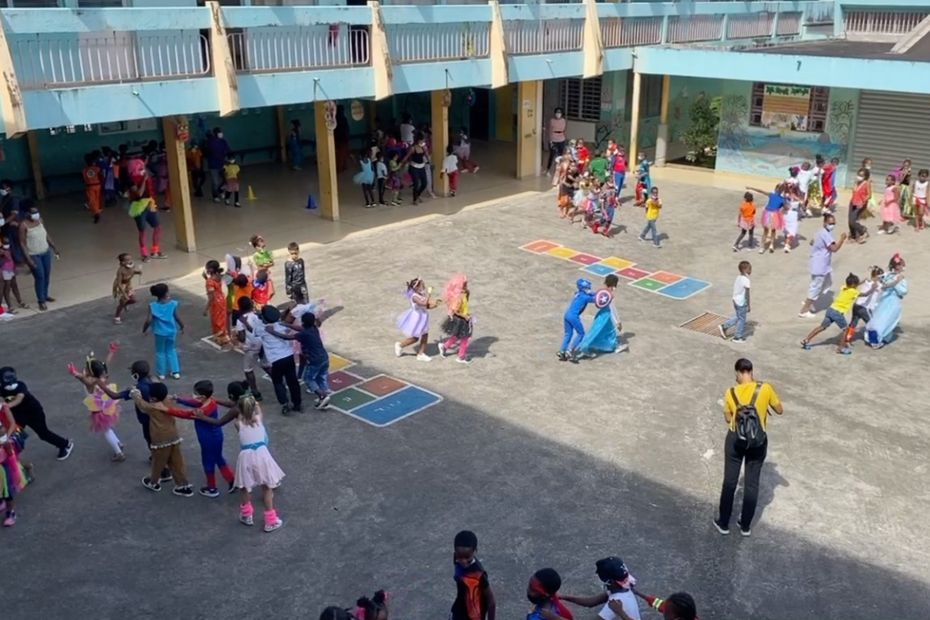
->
[740,38,930,63]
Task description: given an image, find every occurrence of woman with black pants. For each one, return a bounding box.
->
[404,134,429,205]
[0,366,73,460]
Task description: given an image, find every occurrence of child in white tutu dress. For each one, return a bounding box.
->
[232,395,285,533]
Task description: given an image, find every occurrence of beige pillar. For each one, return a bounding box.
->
[655,74,671,166]
[0,18,27,138]
[207,1,240,117]
[314,101,340,221]
[488,0,509,88]
[628,71,642,168]
[582,0,604,79]
[431,90,449,196]
[516,80,542,179]
[163,117,196,252]
[494,84,514,142]
[369,2,394,100]
[276,106,288,164]
[25,132,45,201]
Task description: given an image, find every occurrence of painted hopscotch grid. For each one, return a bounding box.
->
[520,240,711,300]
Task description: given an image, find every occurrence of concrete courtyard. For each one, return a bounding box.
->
[4,175,929,619]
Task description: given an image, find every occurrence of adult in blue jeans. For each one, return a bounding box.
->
[205,127,231,201]
[19,203,60,311]
[719,261,752,343]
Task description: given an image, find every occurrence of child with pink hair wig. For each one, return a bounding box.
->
[438,274,473,364]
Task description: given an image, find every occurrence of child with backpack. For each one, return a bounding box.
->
[714,357,783,537]
[800,273,863,355]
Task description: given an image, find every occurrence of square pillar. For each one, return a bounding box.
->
[655,74,671,166]
[314,101,340,221]
[431,90,449,197]
[628,71,642,169]
[276,106,288,164]
[516,80,542,179]
[494,84,513,142]
[25,132,46,201]
[163,117,196,252]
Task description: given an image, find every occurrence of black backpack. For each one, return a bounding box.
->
[731,382,766,448]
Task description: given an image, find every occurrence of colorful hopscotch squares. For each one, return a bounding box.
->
[519,240,712,300]
[330,373,443,428]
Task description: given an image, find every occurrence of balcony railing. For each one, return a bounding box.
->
[775,12,803,36]
[667,14,724,43]
[504,18,583,55]
[600,16,663,48]
[389,22,488,64]
[228,26,369,74]
[726,13,774,39]
[13,32,209,89]
[844,10,929,35]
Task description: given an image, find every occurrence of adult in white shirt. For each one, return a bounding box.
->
[399,114,415,145]
[258,305,302,414]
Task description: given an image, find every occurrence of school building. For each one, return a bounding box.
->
[1,0,929,254]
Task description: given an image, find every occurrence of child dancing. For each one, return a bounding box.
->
[67,342,125,462]
[395,277,440,361]
[112,253,142,324]
[172,380,236,497]
[438,273,473,365]
[143,283,185,380]
[130,382,194,496]
[0,403,30,526]
[203,260,230,348]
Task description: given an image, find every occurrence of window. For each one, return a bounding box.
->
[625,73,663,120]
[750,82,830,133]
[559,77,602,123]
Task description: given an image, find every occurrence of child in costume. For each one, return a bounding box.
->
[634,591,698,620]
[116,360,170,482]
[782,184,801,253]
[130,382,194,496]
[634,154,651,207]
[526,568,574,620]
[112,252,142,324]
[285,242,309,304]
[578,275,627,356]
[249,234,274,273]
[450,529,497,620]
[438,273,473,365]
[203,259,230,348]
[558,278,596,362]
[251,269,275,309]
[865,254,908,349]
[562,557,642,620]
[143,283,185,380]
[223,154,241,207]
[0,403,30,526]
[67,342,125,462]
[591,181,617,237]
[354,591,391,620]
[395,277,440,361]
[171,380,235,497]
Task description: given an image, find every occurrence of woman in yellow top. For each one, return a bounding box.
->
[223,155,241,207]
[438,273,473,365]
[715,357,783,537]
[639,186,662,248]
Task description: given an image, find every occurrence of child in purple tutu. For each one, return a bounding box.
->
[67,341,126,462]
[395,277,440,362]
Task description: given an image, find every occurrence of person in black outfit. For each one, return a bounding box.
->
[0,366,73,460]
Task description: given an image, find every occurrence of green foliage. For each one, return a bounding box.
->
[682,95,721,164]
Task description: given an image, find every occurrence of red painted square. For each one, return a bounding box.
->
[521,240,560,253]
[358,375,407,397]
[650,271,684,284]
[569,253,601,265]
[329,371,363,392]
[617,266,651,280]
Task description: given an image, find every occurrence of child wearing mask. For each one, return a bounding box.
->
[562,557,642,620]
[450,530,497,620]
[526,568,573,620]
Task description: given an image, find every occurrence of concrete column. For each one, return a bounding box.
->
[431,90,449,197]
[163,117,196,252]
[25,132,45,201]
[314,101,340,221]
[516,80,542,179]
[276,106,288,164]
[655,74,671,166]
[628,71,642,168]
[494,84,514,142]
[369,2,394,100]
[206,1,240,117]
[0,16,26,138]
[488,0,509,88]
[582,0,604,79]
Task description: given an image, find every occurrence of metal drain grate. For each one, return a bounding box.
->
[679,311,729,336]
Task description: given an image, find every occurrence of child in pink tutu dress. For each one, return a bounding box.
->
[232,394,284,533]
[394,277,440,362]
[67,342,125,462]
[879,174,903,235]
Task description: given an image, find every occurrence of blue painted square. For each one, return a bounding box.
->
[582,263,616,277]
[657,277,711,300]
[345,386,441,427]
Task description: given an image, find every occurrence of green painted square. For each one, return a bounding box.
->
[330,387,377,412]
[630,278,667,292]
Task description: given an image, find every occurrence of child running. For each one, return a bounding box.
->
[733,192,756,252]
[562,556,642,620]
[285,242,309,304]
[112,253,141,324]
[801,273,862,355]
[0,236,27,313]
[67,342,125,462]
[450,530,497,620]
[746,184,784,254]
[171,380,236,497]
[203,260,230,348]
[142,283,185,380]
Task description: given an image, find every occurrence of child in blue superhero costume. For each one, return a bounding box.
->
[558,278,595,362]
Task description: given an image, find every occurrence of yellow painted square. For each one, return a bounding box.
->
[328,353,354,371]
[547,247,579,259]
[600,256,635,269]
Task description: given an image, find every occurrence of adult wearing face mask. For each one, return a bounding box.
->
[546,107,568,174]
[0,179,18,220]
[798,213,846,318]
[0,366,73,460]
[205,127,231,202]
[18,204,60,311]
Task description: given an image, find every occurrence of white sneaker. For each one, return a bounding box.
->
[456,357,472,365]
[394,342,403,357]
[798,311,816,318]
[718,324,728,340]
[416,353,431,362]
[437,341,446,357]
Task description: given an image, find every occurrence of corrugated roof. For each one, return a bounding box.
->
[741,38,930,62]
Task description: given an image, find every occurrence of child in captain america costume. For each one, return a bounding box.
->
[558,278,596,363]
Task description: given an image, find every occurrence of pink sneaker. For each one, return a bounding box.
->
[3,512,16,527]
[263,509,283,533]
[239,502,254,526]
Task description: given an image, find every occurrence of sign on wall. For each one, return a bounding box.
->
[761,84,812,131]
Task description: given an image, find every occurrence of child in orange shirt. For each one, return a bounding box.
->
[83,153,103,224]
[733,192,756,252]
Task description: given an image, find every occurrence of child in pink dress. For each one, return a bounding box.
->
[879,174,903,235]
[67,342,125,462]
[232,395,285,533]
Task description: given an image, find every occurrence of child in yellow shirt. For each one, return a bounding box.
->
[801,273,864,355]
[639,186,662,248]
[223,155,241,207]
